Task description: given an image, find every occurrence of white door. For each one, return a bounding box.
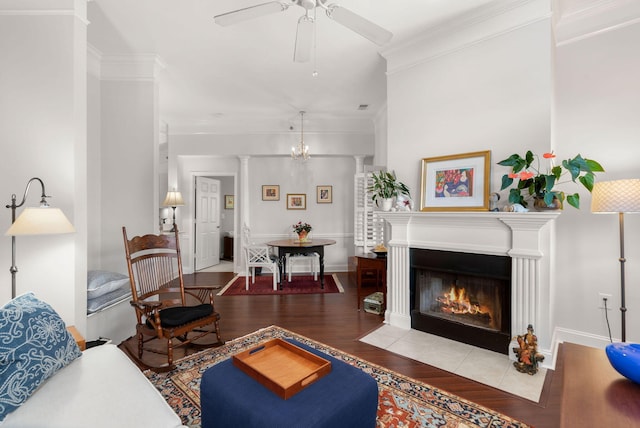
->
[195,176,221,270]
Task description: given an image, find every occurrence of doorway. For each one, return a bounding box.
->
[194,176,220,271]
[193,175,236,272]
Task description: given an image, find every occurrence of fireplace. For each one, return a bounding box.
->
[378,211,560,368]
[410,248,511,354]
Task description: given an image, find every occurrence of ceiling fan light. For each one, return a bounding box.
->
[293,16,314,63]
[299,0,316,10]
[214,1,289,26]
[325,5,392,46]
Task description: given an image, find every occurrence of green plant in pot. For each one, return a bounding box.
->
[498,151,604,209]
[368,170,411,211]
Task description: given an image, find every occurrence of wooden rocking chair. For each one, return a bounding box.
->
[122,226,223,370]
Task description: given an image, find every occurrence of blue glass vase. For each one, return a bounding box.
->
[605,342,640,384]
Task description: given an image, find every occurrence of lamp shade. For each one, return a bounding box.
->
[5,207,75,236]
[163,191,184,207]
[591,179,640,213]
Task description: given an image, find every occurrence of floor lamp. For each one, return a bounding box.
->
[5,177,75,298]
[163,190,184,232]
[591,178,640,342]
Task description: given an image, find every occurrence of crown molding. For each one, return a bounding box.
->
[85,43,165,81]
[167,116,375,136]
[0,0,88,24]
[99,54,166,82]
[381,0,551,75]
[554,0,640,46]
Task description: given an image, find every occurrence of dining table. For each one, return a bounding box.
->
[266,238,336,289]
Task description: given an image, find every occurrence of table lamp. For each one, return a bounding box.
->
[5,177,75,298]
[163,190,184,232]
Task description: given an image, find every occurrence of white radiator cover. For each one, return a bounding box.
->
[378,211,560,368]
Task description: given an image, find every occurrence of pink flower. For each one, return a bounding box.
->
[519,171,535,180]
[543,152,556,159]
[508,172,519,179]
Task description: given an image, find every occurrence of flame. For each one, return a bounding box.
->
[437,285,487,316]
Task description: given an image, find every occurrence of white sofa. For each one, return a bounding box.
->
[2,344,185,428]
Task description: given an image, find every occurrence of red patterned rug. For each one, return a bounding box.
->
[217,274,343,296]
[145,326,532,428]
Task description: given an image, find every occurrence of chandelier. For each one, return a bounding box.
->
[291,111,310,161]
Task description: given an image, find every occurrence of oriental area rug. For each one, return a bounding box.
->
[217,274,343,296]
[145,326,531,428]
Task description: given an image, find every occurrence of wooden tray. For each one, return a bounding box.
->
[232,338,331,399]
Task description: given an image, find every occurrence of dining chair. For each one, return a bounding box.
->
[242,224,279,290]
[286,252,320,282]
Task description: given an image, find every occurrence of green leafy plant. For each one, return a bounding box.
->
[367,170,411,204]
[498,151,604,209]
[292,221,312,233]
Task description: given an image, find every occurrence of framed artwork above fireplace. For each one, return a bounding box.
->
[420,150,491,211]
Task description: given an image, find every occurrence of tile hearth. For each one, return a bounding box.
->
[360,324,546,402]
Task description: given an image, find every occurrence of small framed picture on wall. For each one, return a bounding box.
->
[225,195,234,209]
[317,185,332,203]
[262,185,280,201]
[286,193,306,210]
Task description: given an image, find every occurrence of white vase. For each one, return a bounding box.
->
[380,198,393,211]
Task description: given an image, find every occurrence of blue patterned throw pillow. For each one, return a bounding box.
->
[0,293,82,421]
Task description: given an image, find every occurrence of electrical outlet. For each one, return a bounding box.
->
[598,293,613,310]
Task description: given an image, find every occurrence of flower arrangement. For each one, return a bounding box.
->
[292,221,312,234]
[498,151,604,209]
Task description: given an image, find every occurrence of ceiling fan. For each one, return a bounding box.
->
[214,0,393,63]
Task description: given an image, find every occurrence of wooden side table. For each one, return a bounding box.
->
[355,255,386,311]
[223,236,234,260]
[560,342,640,426]
[67,325,86,351]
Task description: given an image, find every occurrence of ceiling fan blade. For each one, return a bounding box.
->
[293,16,314,63]
[214,2,289,26]
[325,5,392,46]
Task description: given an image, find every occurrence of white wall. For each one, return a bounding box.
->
[87,54,102,270]
[0,1,87,331]
[553,18,640,345]
[382,0,640,349]
[98,80,159,273]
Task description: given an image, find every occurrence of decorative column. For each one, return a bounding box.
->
[381,213,413,329]
[239,156,250,273]
[500,215,556,361]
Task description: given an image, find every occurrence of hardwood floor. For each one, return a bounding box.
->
[120,271,562,427]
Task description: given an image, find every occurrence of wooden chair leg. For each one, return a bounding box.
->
[215,319,223,344]
[167,338,174,367]
[137,332,144,359]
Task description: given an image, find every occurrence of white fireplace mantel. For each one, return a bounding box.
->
[377,211,561,367]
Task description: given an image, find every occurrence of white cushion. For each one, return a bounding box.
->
[1,344,185,428]
[87,270,130,299]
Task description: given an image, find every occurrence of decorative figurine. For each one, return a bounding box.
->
[503,203,529,212]
[513,324,545,375]
[489,192,500,211]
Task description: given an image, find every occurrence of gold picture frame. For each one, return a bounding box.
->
[286,193,306,210]
[316,185,332,204]
[262,185,280,201]
[224,195,234,209]
[420,150,491,211]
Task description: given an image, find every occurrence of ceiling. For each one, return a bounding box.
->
[87,0,496,133]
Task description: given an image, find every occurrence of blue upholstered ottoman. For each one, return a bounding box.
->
[200,339,378,428]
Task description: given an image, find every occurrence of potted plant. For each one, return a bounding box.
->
[498,151,604,209]
[292,221,312,242]
[368,170,411,211]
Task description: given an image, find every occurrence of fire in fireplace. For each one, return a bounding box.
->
[410,248,511,354]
